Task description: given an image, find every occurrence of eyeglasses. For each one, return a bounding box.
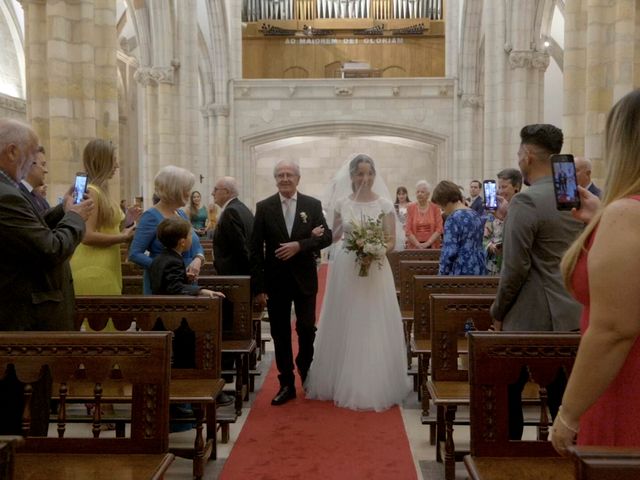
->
[275,172,298,180]
[213,187,228,192]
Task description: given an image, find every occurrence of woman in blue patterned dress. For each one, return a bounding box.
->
[432,180,486,275]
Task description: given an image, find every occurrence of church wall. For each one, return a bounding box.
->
[230,77,454,207]
[0,93,26,120]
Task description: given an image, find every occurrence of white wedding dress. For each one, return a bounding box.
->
[306,196,411,411]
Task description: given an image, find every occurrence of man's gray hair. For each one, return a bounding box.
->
[574,156,592,171]
[219,176,239,197]
[273,159,301,177]
[0,118,34,155]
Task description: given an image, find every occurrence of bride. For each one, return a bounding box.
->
[305,154,411,411]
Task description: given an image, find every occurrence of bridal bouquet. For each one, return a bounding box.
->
[344,213,387,277]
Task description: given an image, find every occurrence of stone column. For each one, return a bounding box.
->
[563,0,640,183]
[21,0,119,203]
[483,1,549,178]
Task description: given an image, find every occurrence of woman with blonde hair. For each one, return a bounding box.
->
[552,89,640,454]
[129,166,205,295]
[70,139,137,295]
[205,201,219,239]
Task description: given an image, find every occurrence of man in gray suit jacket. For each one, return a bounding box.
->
[0,118,93,331]
[491,124,583,332]
[490,124,583,440]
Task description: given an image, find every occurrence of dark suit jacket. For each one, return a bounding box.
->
[588,182,602,198]
[149,249,201,296]
[251,192,331,297]
[0,175,85,331]
[470,196,484,216]
[213,197,254,275]
[19,182,50,214]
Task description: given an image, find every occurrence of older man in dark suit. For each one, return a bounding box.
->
[0,118,93,331]
[212,176,254,276]
[575,156,602,198]
[19,145,50,214]
[251,160,332,405]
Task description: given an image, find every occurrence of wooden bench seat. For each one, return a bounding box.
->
[0,332,175,480]
[463,331,580,480]
[569,445,640,479]
[74,296,224,479]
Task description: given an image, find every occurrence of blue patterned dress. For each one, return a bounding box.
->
[439,208,487,275]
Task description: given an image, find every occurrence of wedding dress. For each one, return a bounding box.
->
[306,196,410,411]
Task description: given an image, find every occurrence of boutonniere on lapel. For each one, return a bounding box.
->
[300,212,308,223]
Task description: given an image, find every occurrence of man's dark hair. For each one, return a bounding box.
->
[520,124,563,154]
[470,180,482,188]
[497,168,523,189]
[431,180,464,207]
[157,217,191,250]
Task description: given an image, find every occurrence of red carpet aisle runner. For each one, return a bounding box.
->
[220,264,417,480]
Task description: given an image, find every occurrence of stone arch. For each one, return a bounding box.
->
[0,0,25,99]
[239,121,449,206]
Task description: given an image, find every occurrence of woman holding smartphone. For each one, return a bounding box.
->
[70,139,138,295]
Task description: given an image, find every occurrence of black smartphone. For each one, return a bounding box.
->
[483,180,497,210]
[551,154,580,210]
[73,172,89,205]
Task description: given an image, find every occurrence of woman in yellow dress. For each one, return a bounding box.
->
[70,139,137,295]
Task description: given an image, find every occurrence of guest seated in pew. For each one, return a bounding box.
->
[431,180,486,275]
[552,89,640,455]
[150,217,224,299]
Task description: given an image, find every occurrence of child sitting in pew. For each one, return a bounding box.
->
[150,217,224,298]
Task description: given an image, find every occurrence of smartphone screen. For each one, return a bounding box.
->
[551,154,580,210]
[73,173,88,205]
[483,180,497,210]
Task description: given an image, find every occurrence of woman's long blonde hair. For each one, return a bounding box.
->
[562,89,640,288]
[83,139,119,230]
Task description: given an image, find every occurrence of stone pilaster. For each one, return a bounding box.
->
[563,0,640,184]
[482,1,549,179]
[21,0,119,203]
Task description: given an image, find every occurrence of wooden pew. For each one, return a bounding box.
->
[74,296,225,479]
[195,276,258,416]
[426,294,495,480]
[120,274,258,412]
[0,436,23,480]
[569,446,640,480]
[463,331,580,480]
[0,332,175,480]
[398,260,439,374]
[387,249,441,292]
[412,276,499,418]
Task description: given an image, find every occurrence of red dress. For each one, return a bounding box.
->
[571,195,640,446]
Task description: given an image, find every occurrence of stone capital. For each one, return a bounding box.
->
[531,51,550,71]
[201,103,230,118]
[508,50,532,69]
[134,66,177,86]
[460,94,484,109]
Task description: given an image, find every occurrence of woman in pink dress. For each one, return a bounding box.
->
[404,180,443,249]
[552,89,640,454]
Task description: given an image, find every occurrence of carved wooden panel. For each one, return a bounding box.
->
[467,332,580,459]
[0,332,171,454]
[413,276,498,340]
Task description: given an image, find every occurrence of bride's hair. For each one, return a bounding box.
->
[349,154,376,192]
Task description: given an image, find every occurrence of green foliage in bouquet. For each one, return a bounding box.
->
[343,213,387,276]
